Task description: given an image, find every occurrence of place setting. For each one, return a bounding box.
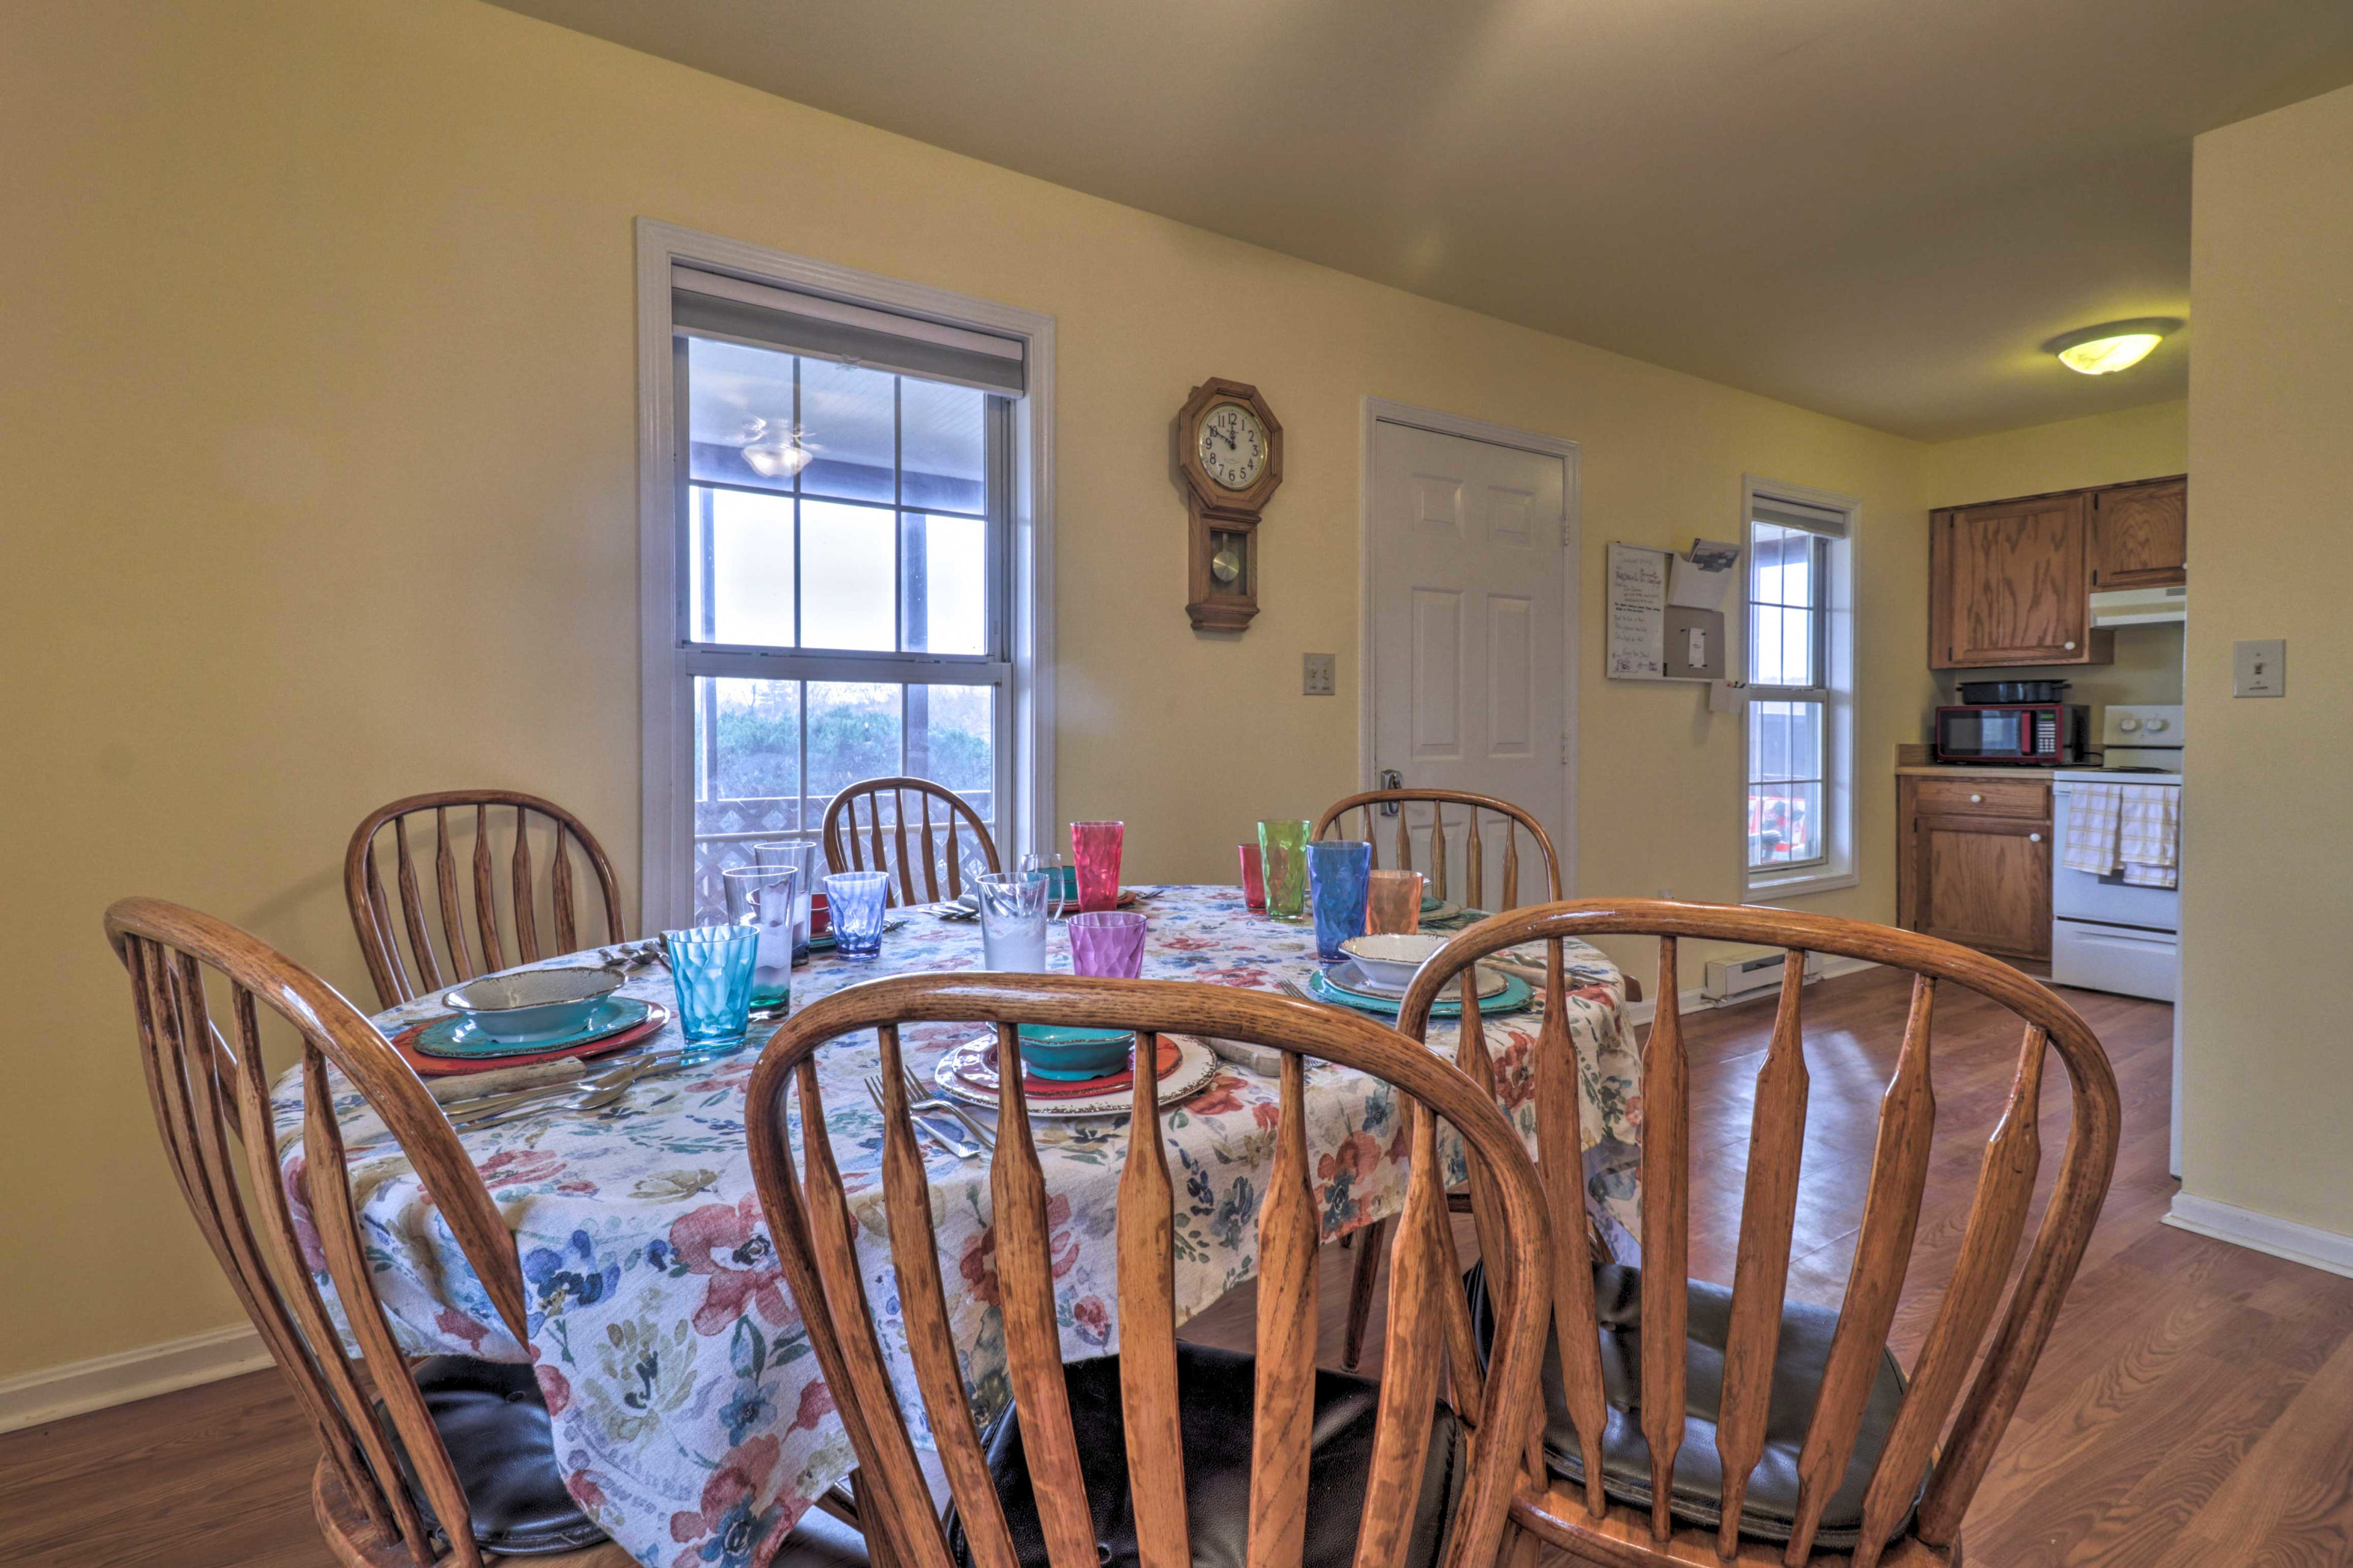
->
[1241,820,1536,1020]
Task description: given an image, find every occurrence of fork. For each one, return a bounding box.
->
[898,1066,996,1149]
[863,1077,981,1161]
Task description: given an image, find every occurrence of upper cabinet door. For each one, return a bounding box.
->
[2091,477,2188,588]
[1931,494,2110,667]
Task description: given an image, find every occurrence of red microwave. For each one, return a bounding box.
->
[1934,703,2086,765]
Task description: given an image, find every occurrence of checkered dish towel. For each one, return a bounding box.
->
[2116,784,2179,888]
[2063,781,2179,888]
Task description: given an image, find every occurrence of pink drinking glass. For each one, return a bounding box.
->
[1067,910,1148,979]
[1070,820,1125,913]
[1237,843,1267,912]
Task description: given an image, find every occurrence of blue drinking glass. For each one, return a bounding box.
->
[824,871,891,960]
[663,925,760,1058]
[1306,839,1373,962]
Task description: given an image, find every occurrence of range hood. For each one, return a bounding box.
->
[2090,585,2187,627]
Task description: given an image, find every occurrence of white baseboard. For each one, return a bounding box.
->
[1624,953,1877,1026]
[2163,1193,2353,1280]
[0,1322,270,1435]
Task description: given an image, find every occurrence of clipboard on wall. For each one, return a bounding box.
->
[1609,540,1735,681]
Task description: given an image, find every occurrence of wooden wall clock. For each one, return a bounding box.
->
[1175,377,1283,631]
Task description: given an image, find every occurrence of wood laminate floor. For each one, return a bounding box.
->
[6,968,2349,1566]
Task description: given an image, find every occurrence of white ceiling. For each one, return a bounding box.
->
[490,0,2353,439]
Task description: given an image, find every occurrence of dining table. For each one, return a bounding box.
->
[270,882,1642,1568]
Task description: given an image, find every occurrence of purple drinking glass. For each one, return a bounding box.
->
[1070,820,1126,913]
[1066,910,1148,979]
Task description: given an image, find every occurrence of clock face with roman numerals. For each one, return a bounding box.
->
[1195,401,1268,490]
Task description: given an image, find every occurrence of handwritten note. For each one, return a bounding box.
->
[1608,543,1669,679]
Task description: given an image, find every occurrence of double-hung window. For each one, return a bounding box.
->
[643,248,1049,925]
[1743,480,1857,896]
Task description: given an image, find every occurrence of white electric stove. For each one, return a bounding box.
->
[2050,704,2182,1003]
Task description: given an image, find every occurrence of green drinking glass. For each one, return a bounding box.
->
[1257,819,1313,922]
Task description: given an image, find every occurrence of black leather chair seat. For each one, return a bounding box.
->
[1465,1263,1925,1550]
[949,1340,1464,1568]
[398,1358,868,1564]
[395,1357,609,1556]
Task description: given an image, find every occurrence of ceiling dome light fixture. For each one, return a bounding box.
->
[737,416,815,479]
[2044,317,2182,376]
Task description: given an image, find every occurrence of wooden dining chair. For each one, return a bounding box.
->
[345,790,626,1010]
[820,776,1001,908]
[1316,787,1563,917]
[105,898,870,1568]
[742,971,1554,1568]
[1393,898,2121,1568]
[1317,787,1593,1371]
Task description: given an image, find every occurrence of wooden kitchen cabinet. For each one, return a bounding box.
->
[1930,494,2112,668]
[1897,771,2052,960]
[2091,476,2188,588]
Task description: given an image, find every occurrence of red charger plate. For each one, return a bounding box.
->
[939,1034,1181,1100]
[392,1002,673,1079]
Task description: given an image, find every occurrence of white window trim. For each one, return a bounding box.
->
[1740,474,1858,901]
[634,219,1056,933]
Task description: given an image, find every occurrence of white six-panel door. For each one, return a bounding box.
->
[1367,412,1575,907]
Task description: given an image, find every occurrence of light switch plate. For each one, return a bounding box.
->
[2233,638,2286,697]
[1303,652,1336,696]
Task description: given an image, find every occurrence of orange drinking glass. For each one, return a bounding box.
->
[1365,870,1425,935]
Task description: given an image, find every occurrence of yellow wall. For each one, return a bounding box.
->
[0,0,1934,1379]
[1922,400,2186,508]
[2179,85,2353,1241]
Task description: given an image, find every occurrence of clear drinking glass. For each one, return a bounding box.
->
[824,871,891,960]
[976,873,1051,971]
[664,925,761,1057]
[1365,869,1425,936]
[1257,820,1312,922]
[1070,822,1125,912]
[1019,850,1072,919]
[751,840,820,961]
[1237,843,1267,913]
[1307,839,1374,961]
[1067,910,1148,979]
[722,865,798,1019]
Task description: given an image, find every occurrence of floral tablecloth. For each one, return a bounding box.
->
[271,885,1640,1568]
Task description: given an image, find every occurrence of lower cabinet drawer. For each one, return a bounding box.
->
[1912,777,2050,820]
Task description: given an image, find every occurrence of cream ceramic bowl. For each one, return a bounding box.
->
[442,966,623,1043]
[1337,933,1451,991]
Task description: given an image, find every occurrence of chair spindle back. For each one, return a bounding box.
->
[105,898,534,1568]
[820,776,1001,909]
[1314,788,1561,914]
[345,789,624,1009]
[1396,898,2120,1568]
[743,973,1555,1568]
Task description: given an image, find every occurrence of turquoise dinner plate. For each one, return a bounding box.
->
[1307,967,1531,1020]
[416,996,652,1060]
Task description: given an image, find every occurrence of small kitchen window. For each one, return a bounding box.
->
[1743,479,1858,898]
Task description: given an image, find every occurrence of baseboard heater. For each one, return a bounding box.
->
[1700,949,1824,1004]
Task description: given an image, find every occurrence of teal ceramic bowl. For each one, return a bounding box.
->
[441,966,623,1044]
[1015,1023,1135,1080]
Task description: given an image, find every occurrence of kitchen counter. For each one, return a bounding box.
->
[1894,763,2059,780]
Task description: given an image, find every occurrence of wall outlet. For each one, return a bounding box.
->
[2233,638,2286,697]
[1303,652,1336,696]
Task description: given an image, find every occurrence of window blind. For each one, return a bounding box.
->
[1751,494,1850,538]
[671,265,1025,396]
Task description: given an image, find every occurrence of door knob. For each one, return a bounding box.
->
[2064,640,2077,651]
[2029,832,2043,843]
[1378,769,1402,816]
[1970,793,1984,803]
